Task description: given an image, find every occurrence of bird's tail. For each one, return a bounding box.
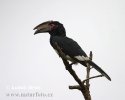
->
[82,60,111,81]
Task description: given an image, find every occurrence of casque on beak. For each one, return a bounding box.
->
[33,21,51,35]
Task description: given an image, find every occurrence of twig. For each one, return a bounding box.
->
[86,51,93,85]
[83,75,104,83]
[69,74,104,90]
[69,85,81,90]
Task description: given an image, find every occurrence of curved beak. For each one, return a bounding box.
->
[33,21,51,35]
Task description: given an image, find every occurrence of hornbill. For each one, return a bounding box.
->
[33,20,111,81]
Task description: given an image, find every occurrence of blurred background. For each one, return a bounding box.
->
[0,0,125,100]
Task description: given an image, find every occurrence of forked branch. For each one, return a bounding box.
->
[54,42,104,100]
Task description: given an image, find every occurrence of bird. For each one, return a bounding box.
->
[33,20,111,81]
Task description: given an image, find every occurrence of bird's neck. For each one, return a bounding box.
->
[50,35,65,45]
[49,31,66,37]
[50,35,65,40]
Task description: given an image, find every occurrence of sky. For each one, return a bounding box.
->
[0,0,125,100]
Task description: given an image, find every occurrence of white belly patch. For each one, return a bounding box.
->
[54,49,89,62]
[74,56,89,61]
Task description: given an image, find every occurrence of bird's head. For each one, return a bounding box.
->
[34,20,66,36]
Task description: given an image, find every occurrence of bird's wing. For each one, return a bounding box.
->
[50,36,111,81]
[50,36,87,58]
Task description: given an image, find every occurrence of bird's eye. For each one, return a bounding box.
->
[49,23,57,30]
[50,24,55,27]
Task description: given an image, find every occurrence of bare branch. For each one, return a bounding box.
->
[69,85,81,90]
[69,74,104,90]
[83,75,104,83]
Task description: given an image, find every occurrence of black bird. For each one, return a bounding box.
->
[34,20,111,81]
